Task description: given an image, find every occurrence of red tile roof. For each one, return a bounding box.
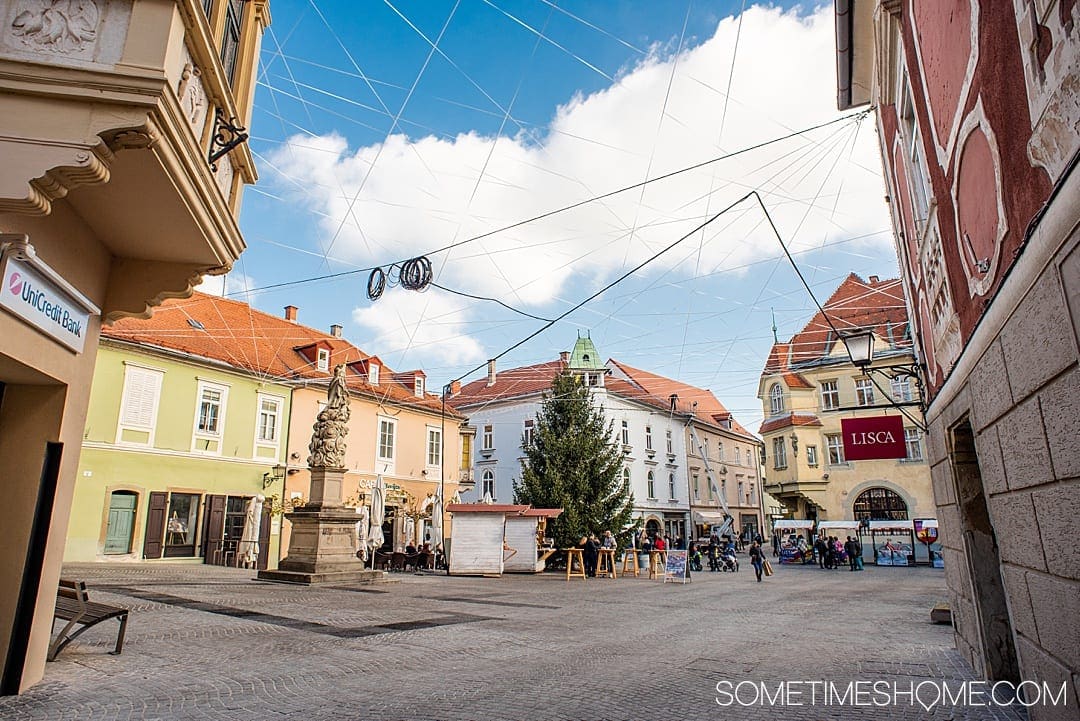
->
[102,292,461,417]
[448,359,567,407]
[759,414,824,434]
[762,273,911,379]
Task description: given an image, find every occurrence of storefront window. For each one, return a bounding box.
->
[853,487,908,520]
[164,493,200,556]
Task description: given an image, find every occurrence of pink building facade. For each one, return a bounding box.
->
[837,0,1078,712]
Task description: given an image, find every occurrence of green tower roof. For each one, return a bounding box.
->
[568,333,605,370]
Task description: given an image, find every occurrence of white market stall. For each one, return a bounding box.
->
[773,519,815,564]
[503,508,563,573]
[868,519,916,566]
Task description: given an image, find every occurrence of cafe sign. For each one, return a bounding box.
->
[1,237,99,353]
[841,415,906,461]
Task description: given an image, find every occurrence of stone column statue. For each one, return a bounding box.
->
[308,363,350,468]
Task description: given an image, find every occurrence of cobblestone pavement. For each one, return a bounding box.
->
[1,560,1029,720]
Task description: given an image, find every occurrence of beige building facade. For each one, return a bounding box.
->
[757,275,934,529]
[0,0,269,694]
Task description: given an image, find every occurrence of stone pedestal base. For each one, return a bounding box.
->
[256,504,388,586]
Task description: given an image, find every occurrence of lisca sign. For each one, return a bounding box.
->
[841,415,907,461]
[1,240,98,353]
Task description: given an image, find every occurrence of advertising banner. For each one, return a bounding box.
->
[841,415,907,460]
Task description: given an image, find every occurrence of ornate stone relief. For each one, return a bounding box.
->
[178,61,209,141]
[10,0,99,54]
[214,152,234,203]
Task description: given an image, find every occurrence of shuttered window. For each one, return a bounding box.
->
[119,364,164,444]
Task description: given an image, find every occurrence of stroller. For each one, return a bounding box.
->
[688,543,703,572]
[721,546,739,572]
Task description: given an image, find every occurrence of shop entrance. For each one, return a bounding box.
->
[950,419,1019,683]
[103,491,137,554]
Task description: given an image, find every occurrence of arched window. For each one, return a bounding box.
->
[481,469,495,500]
[769,383,784,415]
[647,470,655,499]
[853,487,908,520]
[668,473,676,500]
[622,467,631,487]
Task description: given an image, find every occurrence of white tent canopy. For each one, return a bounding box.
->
[816,520,860,530]
[868,519,914,532]
[773,519,815,530]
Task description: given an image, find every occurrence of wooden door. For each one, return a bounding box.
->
[202,494,226,563]
[257,505,272,570]
[143,492,167,559]
[104,492,137,554]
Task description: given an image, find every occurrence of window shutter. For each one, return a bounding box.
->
[122,367,161,428]
[143,492,168,559]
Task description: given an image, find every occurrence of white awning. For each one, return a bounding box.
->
[693,511,728,524]
[816,520,860,530]
[869,519,914,532]
[773,519,815,530]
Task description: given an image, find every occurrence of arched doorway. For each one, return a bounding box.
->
[104,490,138,554]
[852,487,908,520]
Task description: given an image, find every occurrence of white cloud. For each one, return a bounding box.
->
[196,271,257,297]
[351,287,486,367]
[269,4,890,362]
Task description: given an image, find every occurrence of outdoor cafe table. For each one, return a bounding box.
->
[648,550,667,579]
[564,548,585,581]
[596,548,617,578]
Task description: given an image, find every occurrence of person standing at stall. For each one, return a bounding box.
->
[844,537,858,571]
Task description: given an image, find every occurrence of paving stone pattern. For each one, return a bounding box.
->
[0,561,1028,720]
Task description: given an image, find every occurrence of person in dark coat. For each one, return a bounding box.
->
[582,534,600,577]
[814,536,828,569]
[748,541,765,582]
[844,537,859,571]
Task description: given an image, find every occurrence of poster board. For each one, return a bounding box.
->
[664,550,690,584]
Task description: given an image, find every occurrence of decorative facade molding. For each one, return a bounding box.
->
[10,0,100,55]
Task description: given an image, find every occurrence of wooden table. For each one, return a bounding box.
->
[564,548,585,581]
[596,548,617,578]
[621,550,640,577]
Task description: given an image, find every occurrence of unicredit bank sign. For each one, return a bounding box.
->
[841,415,907,461]
[1,238,99,353]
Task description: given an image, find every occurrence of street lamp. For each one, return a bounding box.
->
[841,330,875,369]
[262,463,286,489]
[839,329,928,428]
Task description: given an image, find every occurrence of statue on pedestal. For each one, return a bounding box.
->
[308,363,350,468]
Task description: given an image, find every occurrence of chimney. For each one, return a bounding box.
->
[669,393,679,411]
[559,351,570,364]
[449,380,461,395]
[330,324,343,338]
[486,359,497,387]
[284,305,298,323]
[869,275,880,283]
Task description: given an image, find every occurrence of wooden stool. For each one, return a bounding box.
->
[621,550,640,577]
[565,548,586,581]
[596,549,617,578]
[649,550,667,579]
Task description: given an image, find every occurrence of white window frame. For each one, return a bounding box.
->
[668,473,677,500]
[414,377,425,397]
[718,442,725,462]
[377,416,396,471]
[622,467,631,489]
[692,473,700,499]
[481,469,495,500]
[116,362,165,446]
[426,426,442,469]
[703,437,709,460]
[523,419,534,448]
[904,428,924,461]
[482,424,494,451]
[192,379,229,454]
[369,363,380,386]
[647,470,656,499]
[254,392,285,455]
[316,348,330,372]
[807,445,819,467]
[620,420,630,446]
[820,380,840,410]
[855,378,876,406]
[645,426,653,451]
[892,376,913,402]
[734,447,740,466]
[772,436,787,469]
[826,433,846,465]
[665,429,673,455]
[769,383,784,415]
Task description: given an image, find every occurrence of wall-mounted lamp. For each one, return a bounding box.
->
[262,463,286,489]
[840,329,928,429]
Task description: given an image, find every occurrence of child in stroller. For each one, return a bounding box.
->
[721,541,739,572]
[688,542,703,572]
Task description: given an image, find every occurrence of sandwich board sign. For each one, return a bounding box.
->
[664,550,690,584]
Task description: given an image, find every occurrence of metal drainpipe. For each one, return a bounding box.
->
[276,384,296,566]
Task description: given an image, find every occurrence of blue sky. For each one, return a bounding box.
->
[212,0,899,432]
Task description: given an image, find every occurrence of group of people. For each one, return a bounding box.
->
[813,535,863,571]
[578,530,618,577]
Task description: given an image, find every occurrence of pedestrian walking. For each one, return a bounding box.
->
[844,537,858,571]
[749,541,765,582]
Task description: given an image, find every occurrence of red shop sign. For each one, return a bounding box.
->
[841,415,907,460]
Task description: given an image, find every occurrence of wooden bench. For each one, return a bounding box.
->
[50,579,128,661]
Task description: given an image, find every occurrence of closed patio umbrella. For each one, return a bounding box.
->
[238,495,264,568]
[368,475,385,570]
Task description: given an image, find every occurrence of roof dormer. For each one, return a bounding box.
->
[294,339,335,372]
[393,370,427,398]
[348,356,383,386]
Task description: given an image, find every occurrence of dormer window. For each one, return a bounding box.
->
[369,364,380,386]
[317,348,329,372]
[414,377,424,397]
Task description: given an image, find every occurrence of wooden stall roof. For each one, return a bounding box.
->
[522,508,563,518]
